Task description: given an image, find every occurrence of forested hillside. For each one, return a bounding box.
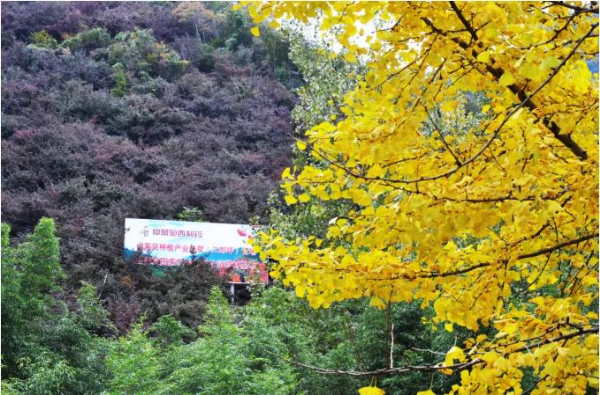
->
[1,1,298,330]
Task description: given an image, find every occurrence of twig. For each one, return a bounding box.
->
[389,323,395,368]
[422,103,462,166]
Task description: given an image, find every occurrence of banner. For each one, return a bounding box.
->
[124,218,267,284]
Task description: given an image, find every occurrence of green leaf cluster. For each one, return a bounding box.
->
[105,288,298,395]
[1,219,113,395]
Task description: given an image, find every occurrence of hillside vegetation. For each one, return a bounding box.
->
[2,1,297,330]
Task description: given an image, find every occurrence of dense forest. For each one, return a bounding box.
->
[2,2,598,395]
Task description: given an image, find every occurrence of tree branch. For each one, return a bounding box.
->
[367,232,598,280]
[548,1,599,14]
[274,326,598,377]
[449,1,478,41]
[518,233,599,260]
[422,103,462,166]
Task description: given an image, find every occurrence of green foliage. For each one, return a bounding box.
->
[195,43,217,72]
[149,315,195,346]
[266,35,363,243]
[75,282,115,334]
[219,9,254,50]
[111,63,128,97]
[163,288,297,395]
[2,222,10,248]
[30,30,58,49]
[105,323,163,395]
[243,285,465,395]
[60,27,112,53]
[109,29,189,80]
[20,218,63,293]
[289,34,364,132]
[176,206,204,222]
[1,219,111,394]
[105,287,298,395]
[252,25,301,88]
[0,219,457,395]
[2,219,64,372]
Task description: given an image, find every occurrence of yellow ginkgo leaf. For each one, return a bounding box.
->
[477,50,492,64]
[345,52,357,62]
[444,346,465,366]
[250,26,260,37]
[499,71,516,86]
[298,193,311,203]
[358,386,385,395]
[296,140,307,151]
[284,195,297,205]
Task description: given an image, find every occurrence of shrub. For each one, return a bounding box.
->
[60,27,111,53]
[30,30,58,49]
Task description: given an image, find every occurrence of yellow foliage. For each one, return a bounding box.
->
[244,2,599,394]
[358,387,385,395]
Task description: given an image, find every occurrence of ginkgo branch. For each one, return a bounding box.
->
[327,232,599,280]
[273,326,598,377]
[548,1,600,14]
[517,233,598,260]
[449,1,478,42]
[415,232,598,278]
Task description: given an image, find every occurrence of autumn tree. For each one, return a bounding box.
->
[244,2,599,394]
